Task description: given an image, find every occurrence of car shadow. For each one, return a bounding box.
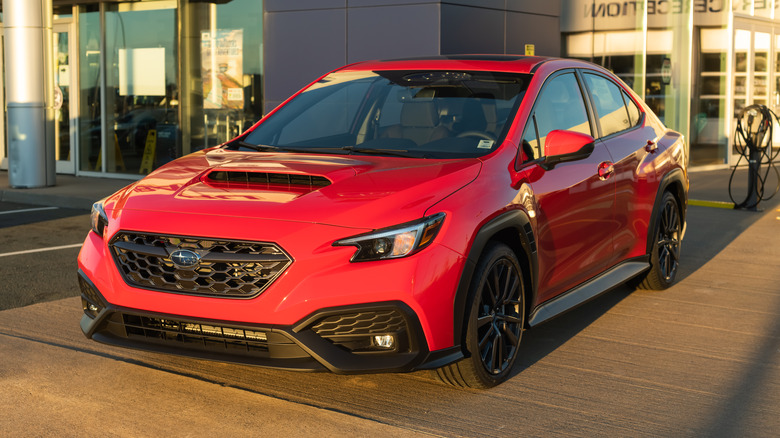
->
[509,197,780,378]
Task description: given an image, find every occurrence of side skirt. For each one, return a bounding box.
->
[527,257,649,327]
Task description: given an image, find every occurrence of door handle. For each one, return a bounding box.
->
[598,161,614,181]
[645,139,658,153]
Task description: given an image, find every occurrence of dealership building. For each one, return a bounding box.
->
[0,0,777,186]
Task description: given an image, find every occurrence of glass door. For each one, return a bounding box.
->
[54,22,77,174]
[0,26,6,170]
[731,22,773,164]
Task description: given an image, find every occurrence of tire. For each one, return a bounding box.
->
[434,243,525,388]
[637,191,682,290]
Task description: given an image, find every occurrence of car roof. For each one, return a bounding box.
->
[337,55,597,75]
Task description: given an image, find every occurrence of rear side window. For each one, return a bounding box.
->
[521,72,591,160]
[623,90,642,127]
[583,73,632,138]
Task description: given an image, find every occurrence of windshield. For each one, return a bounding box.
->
[239,70,531,159]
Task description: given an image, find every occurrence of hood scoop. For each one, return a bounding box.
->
[203,170,331,192]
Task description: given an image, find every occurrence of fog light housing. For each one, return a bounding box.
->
[78,274,105,319]
[372,335,395,349]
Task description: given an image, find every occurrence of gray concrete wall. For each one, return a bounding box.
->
[263,1,561,113]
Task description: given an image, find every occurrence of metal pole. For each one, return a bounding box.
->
[4,0,56,188]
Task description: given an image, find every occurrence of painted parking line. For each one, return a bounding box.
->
[0,243,82,258]
[688,199,734,209]
[0,206,58,215]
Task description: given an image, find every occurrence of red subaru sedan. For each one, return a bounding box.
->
[79,56,687,388]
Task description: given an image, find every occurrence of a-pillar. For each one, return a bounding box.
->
[3,0,55,188]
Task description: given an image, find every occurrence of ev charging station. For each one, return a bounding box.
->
[730,105,780,211]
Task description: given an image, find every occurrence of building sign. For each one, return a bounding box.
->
[561,0,780,32]
[525,44,535,56]
[201,29,244,109]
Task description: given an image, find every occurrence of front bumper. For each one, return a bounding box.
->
[79,271,462,373]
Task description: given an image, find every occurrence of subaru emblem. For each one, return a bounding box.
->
[170,249,201,268]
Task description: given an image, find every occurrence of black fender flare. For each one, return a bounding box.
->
[451,210,538,348]
[646,167,688,254]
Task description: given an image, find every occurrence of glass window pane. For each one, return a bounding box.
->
[105,4,177,175]
[532,73,591,151]
[691,27,728,166]
[734,77,747,96]
[623,90,641,127]
[584,73,631,137]
[692,98,727,165]
[521,113,539,161]
[54,31,70,162]
[78,5,100,173]
[180,0,264,154]
[701,76,726,95]
[755,52,768,73]
[701,53,727,73]
[735,52,748,73]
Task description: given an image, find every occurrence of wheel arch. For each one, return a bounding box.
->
[451,210,538,349]
[646,167,688,255]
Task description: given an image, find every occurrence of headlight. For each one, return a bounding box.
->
[334,213,445,262]
[90,199,109,238]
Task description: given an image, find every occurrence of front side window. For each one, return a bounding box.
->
[242,70,531,159]
[520,72,591,160]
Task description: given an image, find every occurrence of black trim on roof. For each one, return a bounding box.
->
[385,54,535,62]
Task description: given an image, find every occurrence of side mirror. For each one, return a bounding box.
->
[542,130,595,170]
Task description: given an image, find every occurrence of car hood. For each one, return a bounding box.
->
[106,149,482,229]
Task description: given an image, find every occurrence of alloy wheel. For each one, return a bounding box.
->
[476,258,524,375]
[657,198,681,282]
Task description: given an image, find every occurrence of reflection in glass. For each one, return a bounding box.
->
[754,75,768,98]
[755,52,768,73]
[701,76,725,95]
[702,53,727,72]
[734,77,747,95]
[78,5,100,173]
[54,31,70,162]
[734,99,746,118]
[692,27,728,166]
[104,4,177,174]
[735,52,748,73]
[180,0,264,156]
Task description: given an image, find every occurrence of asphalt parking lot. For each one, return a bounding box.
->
[1,168,779,436]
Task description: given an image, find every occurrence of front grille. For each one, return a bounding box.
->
[110,233,292,298]
[121,313,270,354]
[311,310,407,337]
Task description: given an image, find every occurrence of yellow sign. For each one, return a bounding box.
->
[525,44,535,56]
[139,129,157,174]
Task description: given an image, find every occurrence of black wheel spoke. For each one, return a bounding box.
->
[668,242,680,261]
[476,314,492,329]
[498,313,523,325]
[503,272,519,306]
[491,333,502,373]
[502,324,520,347]
[492,265,505,304]
[484,280,498,308]
[478,324,495,350]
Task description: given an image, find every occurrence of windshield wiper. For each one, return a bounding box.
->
[236,141,330,154]
[341,146,423,158]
